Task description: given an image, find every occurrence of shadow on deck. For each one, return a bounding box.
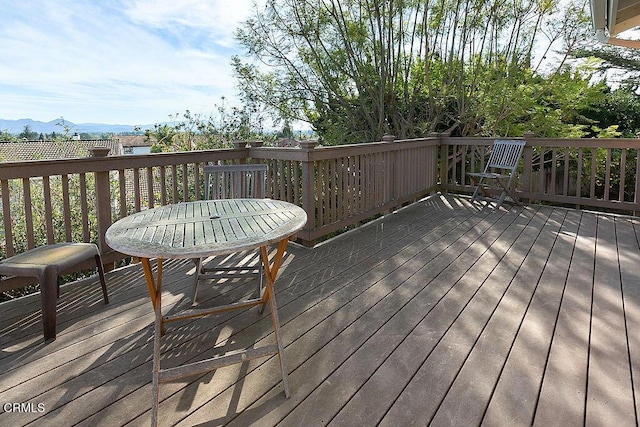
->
[1,194,640,426]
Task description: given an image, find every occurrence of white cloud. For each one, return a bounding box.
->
[0,0,257,125]
[125,0,254,47]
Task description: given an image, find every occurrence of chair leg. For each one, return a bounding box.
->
[94,254,109,304]
[470,177,485,202]
[494,191,507,209]
[40,269,59,341]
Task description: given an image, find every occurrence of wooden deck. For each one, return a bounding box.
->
[2,194,640,426]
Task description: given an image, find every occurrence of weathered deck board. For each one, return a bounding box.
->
[1,194,640,426]
[479,209,578,426]
[532,211,595,426]
[587,214,636,425]
[332,203,544,426]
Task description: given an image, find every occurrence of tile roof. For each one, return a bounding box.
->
[0,139,121,162]
[118,135,152,147]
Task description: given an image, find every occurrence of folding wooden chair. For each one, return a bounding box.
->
[193,164,268,304]
[467,140,526,209]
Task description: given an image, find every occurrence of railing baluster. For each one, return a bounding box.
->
[22,178,34,249]
[619,148,627,202]
[118,170,127,218]
[193,163,200,202]
[294,161,301,205]
[577,148,583,199]
[133,168,141,211]
[551,148,557,195]
[324,160,330,224]
[147,167,154,209]
[168,165,176,203]
[80,173,90,242]
[563,147,570,196]
[62,174,72,241]
[590,148,597,199]
[159,166,167,205]
[277,161,283,201]
[317,160,324,227]
[605,148,611,200]
[42,176,54,244]
[1,179,14,257]
[538,149,545,195]
[182,164,188,202]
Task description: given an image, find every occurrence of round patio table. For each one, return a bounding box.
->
[105,198,307,426]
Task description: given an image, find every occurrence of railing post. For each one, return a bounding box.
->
[381,135,396,209]
[231,141,248,165]
[89,147,113,268]
[299,140,317,246]
[522,132,534,204]
[437,133,449,193]
[249,140,264,165]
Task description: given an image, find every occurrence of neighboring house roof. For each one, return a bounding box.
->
[0,139,121,161]
[274,138,301,148]
[118,135,152,148]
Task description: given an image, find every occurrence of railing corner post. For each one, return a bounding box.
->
[299,140,318,245]
[439,139,449,194]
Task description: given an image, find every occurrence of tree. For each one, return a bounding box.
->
[570,44,640,136]
[233,0,594,144]
[145,100,269,153]
[0,130,16,142]
[19,125,38,140]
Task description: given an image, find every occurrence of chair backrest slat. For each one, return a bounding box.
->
[204,164,268,200]
[485,140,526,171]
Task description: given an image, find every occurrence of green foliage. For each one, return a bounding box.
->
[580,86,640,137]
[0,130,17,142]
[145,100,270,152]
[55,117,74,138]
[233,0,597,144]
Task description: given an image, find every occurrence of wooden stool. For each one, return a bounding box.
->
[0,243,108,341]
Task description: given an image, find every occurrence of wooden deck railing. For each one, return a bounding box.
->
[440,135,640,213]
[253,137,440,242]
[0,136,439,268]
[0,147,247,263]
[1,133,639,273]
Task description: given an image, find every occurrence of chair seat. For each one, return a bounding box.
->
[0,243,100,279]
[468,172,508,179]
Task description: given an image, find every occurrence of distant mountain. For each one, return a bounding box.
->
[0,118,154,135]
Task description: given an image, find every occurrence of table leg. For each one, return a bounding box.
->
[259,239,288,309]
[141,258,164,427]
[259,238,291,397]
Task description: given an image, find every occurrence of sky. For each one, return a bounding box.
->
[0,0,258,125]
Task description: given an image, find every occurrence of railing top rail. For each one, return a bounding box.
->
[250,137,439,162]
[440,136,640,149]
[0,148,248,180]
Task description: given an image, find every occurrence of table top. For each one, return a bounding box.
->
[105,199,307,259]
